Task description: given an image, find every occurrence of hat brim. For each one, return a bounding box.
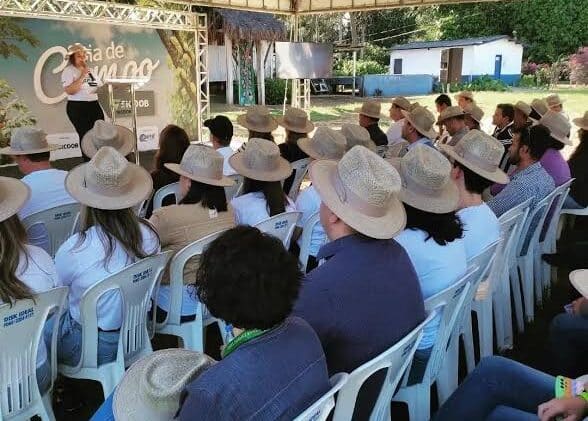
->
[298,138,344,161]
[81,125,135,158]
[354,108,384,119]
[440,144,510,185]
[0,177,31,222]
[437,111,465,125]
[310,160,406,239]
[65,162,152,210]
[570,269,588,299]
[454,93,473,101]
[531,120,573,146]
[229,152,292,182]
[514,105,531,116]
[572,118,588,130]
[236,114,278,133]
[276,116,315,134]
[164,163,234,187]
[0,144,60,155]
[401,110,437,140]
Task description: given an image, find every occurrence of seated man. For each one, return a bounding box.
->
[204,115,236,175]
[455,90,474,109]
[399,105,437,156]
[356,99,388,146]
[491,103,515,170]
[437,106,469,146]
[294,145,425,417]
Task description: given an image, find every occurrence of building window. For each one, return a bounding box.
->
[393,58,403,75]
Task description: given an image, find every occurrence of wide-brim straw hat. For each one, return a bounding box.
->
[298,127,347,161]
[0,127,59,155]
[454,91,474,102]
[310,145,405,239]
[113,349,215,421]
[66,146,152,210]
[66,43,87,56]
[237,105,278,133]
[437,106,466,124]
[401,107,437,140]
[389,144,459,214]
[514,101,532,116]
[537,110,573,146]
[81,120,135,158]
[572,111,588,130]
[165,144,234,187]
[463,103,484,123]
[440,129,510,184]
[531,98,549,118]
[339,124,377,152]
[276,107,314,133]
[229,138,292,182]
[545,94,564,108]
[569,269,588,299]
[392,97,411,111]
[0,176,30,223]
[354,100,384,119]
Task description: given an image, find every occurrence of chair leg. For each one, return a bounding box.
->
[99,364,125,399]
[510,265,525,333]
[40,393,56,421]
[436,337,458,406]
[181,324,204,352]
[463,312,476,373]
[478,298,493,359]
[533,246,543,307]
[521,253,535,323]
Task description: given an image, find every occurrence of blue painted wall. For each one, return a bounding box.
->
[460,74,521,85]
[362,74,435,96]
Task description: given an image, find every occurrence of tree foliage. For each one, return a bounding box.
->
[0,17,39,60]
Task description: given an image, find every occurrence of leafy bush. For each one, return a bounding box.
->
[333,59,387,76]
[264,78,288,105]
[522,62,539,75]
[449,75,509,92]
[518,74,538,88]
[570,47,588,85]
[535,65,551,87]
[362,43,390,67]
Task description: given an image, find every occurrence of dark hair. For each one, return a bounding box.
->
[404,204,463,246]
[179,179,228,212]
[465,115,481,130]
[242,177,287,216]
[249,130,274,142]
[435,94,452,107]
[68,54,76,66]
[454,162,493,194]
[570,128,588,161]
[286,130,306,145]
[0,215,33,305]
[154,125,190,170]
[497,104,515,122]
[529,109,542,121]
[513,125,549,161]
[194,226,302,330]
[25,152,50,162]
[364,115,380,124]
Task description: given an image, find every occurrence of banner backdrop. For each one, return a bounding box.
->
[0,18,197,161]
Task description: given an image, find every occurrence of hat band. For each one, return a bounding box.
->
[455,147,499,173]
[180,163,222,181]
[331,170,387,218]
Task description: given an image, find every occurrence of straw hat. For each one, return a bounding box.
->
[65,146,152,210]
[310,145,405,239]
[454,91,474,102]
[0,176,30,223]
[401,106,437,140]
[531,98,549,117]
[66,43,87,56]
[409,102,421,111]
[391,97,411,111]
[229,138,292,182]
[385,141,409,159]
[545,94,564,108]
[339,124,376,151]
[572,111,588,130]
[0,127,59,155]
[463,103,484,123]
[236,105,278,133]
[113,349,215,421]
[355,99,383,119]
[389,144,459,214]
[165,144,234,187]
[569,269,588,299]
[514,101,532,116]
[440,129,510,184]
[276,107,314,133]
[437,106,466,124]
[538,110,572,145]
[81,120,134,158]
[298,127,346,161]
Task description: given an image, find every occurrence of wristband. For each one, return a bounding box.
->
[580,391,588,403]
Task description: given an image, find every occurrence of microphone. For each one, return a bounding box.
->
[87,70,98,87]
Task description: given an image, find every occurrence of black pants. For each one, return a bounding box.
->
[66,100,104,161]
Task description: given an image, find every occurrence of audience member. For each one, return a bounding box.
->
[356,100,387,146]
[536,111,572,186]
[178,226,330,419]
[204,115,236,176]
[463,103,484,131]
[455,91,474,109]
[530,98,549,121]
[399,106,437,156]
[437,106,468,146]
[237,105,277,142]
[44,146,160,366]
[565,112,588,209]
[435,94,452,114]
[340,123,376,151]
[294,145,425,418]
[149,144,235,322]
[391,144,466,382]
[229,138,294,226]
[81,120,134,159]
[514,101,532,129]
[546,94,568,119]
[387,96,411,145]
[492,103,515,154]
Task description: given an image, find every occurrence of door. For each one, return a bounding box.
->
[393,58,403,75]
[494,55,502,79]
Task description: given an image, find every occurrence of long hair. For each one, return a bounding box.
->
[404,204,463,246]
[0,215,34,304]
[76,206,159,265]
[248,130,274,143]
[242,177,286,216]
[154,125,190,170]
[286,130,306,145]
[180,179,228,212]
[570,129,588,162]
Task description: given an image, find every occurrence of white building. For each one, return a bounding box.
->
[389,35,523,85]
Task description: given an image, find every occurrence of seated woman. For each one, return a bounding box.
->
[0,176,57,393]
[149,144,235,321]
[45,146,160,366]
[229,138,295,226]
[237,105,278,143]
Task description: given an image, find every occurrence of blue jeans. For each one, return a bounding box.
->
[433,356,554,421]
[43,312,120,366]
[90,392,115,421]
[549,312,588,378]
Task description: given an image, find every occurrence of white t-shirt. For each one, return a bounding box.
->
[61,64,101,102]
[55,224,160,330]
[216,146,237,176]
[458,203,500,261]
[386,119,405,145]
[295,185,326,257]
[395,228,467,349]
[231,191,296,227]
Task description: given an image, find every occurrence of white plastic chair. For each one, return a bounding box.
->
[59,251,172,398]
[298,211,327,273]
[0,286,68,421]
[294,373,349,421]
[154,230,229,351]
[287,158,311,201]
[391,267,477,421]
[22,202,80,257]
[254,211,302,248]
[224,174,244,200]
[153,182,180,211]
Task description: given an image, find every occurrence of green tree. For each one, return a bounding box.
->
[0,17,39,60]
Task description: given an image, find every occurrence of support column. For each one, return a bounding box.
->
[256,40,266,105]
[225,33,233,105]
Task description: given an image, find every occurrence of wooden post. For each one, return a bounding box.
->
[225,33,233,105]
[256,40,266,105]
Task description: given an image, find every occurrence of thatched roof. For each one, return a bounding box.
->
[211,9,286,42]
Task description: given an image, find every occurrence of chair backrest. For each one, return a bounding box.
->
[254,211,302,248]
[295,373,349,421]
[516,193,553,257]
[288,158,311,201]
[153,182,180,211]
[298,211,326,273]
[155,230,226,328]
[539,178,573,243]
[75,252,172,370]
[0,287,68,420]
[224,174,244,200]
[498,198,532,266]
[22,202,81,257]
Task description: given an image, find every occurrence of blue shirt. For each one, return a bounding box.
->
[178,317,330,421]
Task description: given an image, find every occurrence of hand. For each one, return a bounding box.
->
[538,397,588,421]
[571,297,587,316]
